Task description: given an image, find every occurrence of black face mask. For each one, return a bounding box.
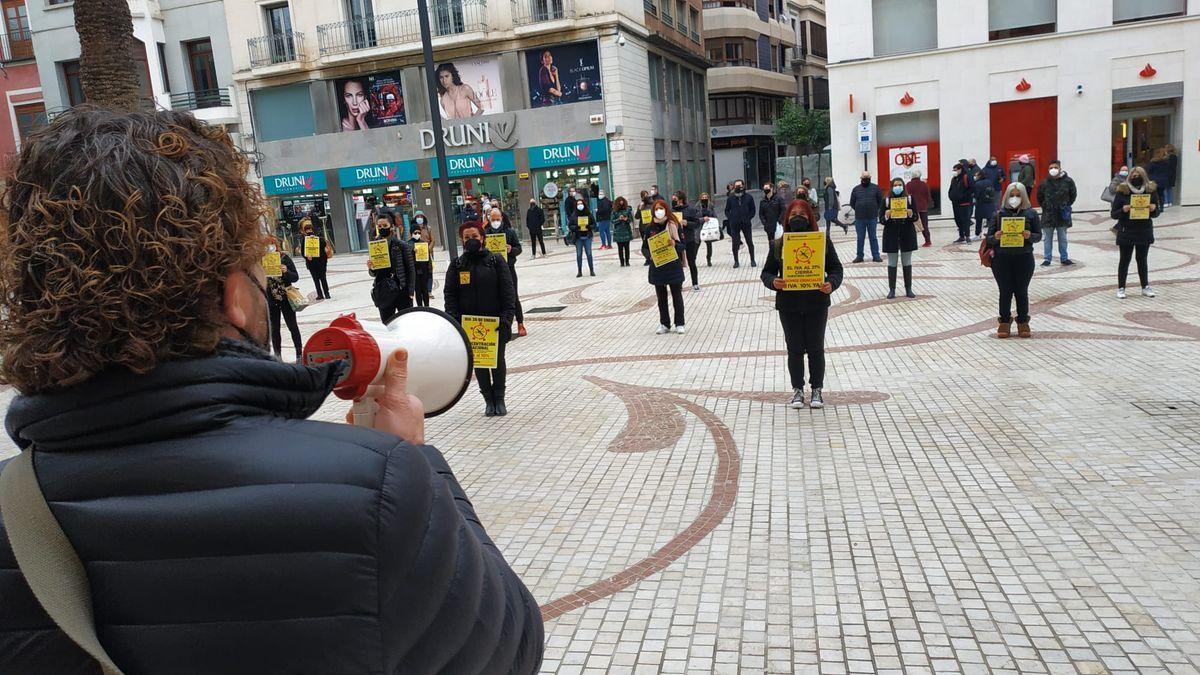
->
[1130,177,1145,187]
[861,178,871,185]
[735,187,744,193]
[377,229,391,239]
[464,238,483,254]
[787,216,808,232]
[700,199,709,206]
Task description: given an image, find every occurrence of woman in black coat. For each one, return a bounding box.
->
[761,199,843,410]
[986,183,1042,338]
[673,190,703,291]
[641,198,687,334]
[569,198,597,277]
[1110,166,1162,299]
[369,218,417,324]
[299,217,331,300]
[525,199,546,257]
[265,237,303,360]
[880,177,919,299]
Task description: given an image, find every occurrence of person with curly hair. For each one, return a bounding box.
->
[0,107,544,674]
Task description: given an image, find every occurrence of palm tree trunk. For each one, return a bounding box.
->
[74,0,141,111]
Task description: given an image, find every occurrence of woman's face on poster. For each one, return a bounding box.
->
[438,70,454,89]
[541,51,553,67]
[343,81,368,115]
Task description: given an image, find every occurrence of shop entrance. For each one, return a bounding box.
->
[274,193,332,255]
[534,163,607,236]
[447,174,521,228]
[346,184,417,252]
[1112,100,1176,171]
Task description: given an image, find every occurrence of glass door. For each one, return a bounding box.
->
[1112,106,1172,172]
[266,4,295,63]
[345,0,376,49]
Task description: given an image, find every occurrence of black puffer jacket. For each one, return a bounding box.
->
[444,250,517,326]
[0,341,544,674]
[370,235,417,293]
[1111,182,1161,246]
[760,225,844,311]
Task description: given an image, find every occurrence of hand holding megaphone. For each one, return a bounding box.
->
[347,349,425,444]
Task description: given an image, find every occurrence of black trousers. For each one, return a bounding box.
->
[530,230,546,256]
[476,325,510,398]
[378,292,413,324]
[730,221,756,264]
[953,204,973,239]
[778,308,828,389]
[991,254,1035,323]
[684,239,701,286]
[306,259,330,299]
[764,225,777,246]
[655,283,685,327]
[617,241,631,266]
[510,264,524,324]
[269,295,303,358]
[414,273,431,307]
[1118,243,1151,289]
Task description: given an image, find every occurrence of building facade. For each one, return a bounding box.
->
[225,0,710,253]
[827,0,1200,214]
[703,0,796,189]
[0,0,44,166]
[785,0,826,111]
[27,0,240,129]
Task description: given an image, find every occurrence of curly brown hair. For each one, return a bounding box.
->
[0,106,268,394]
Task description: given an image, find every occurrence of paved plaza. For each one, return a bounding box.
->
[5,207,1200,674]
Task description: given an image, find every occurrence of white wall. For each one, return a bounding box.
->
[829,16,1200,212]
[826,0,871,63]
[601,32,657,205]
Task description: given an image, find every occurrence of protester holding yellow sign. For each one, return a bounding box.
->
[368,218,417,324]
[263,236,304,361]
[569,199,598,278]
[880,178,920,299]
[444,221,517,416]
[409,226,434,308]
[262,250,282,278]
[1111,166,1162,300]
[299,218,331,300]
[486,207,527,337]
[641,199,687,334]
[761,199,843,410]
[985,183,1041,338]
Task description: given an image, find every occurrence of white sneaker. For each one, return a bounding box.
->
[1117,288,1127,300]
[673,325,687,335]
[656,324,670,335]
[693,285,701,292]
[1142,286,1156,298]
[809,388,825,409]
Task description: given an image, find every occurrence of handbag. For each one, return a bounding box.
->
[286,286,309,312]
[978,238,994,268]
[565,230,578,246]
[700,217,721,242]
[371,275,400,307]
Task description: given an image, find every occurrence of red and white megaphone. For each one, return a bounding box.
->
[303,308,473,427]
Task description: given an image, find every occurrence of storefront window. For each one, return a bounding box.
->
[347,185,416,251]
[275,194,332,254]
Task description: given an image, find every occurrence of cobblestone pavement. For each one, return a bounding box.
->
[5,208,1200,674]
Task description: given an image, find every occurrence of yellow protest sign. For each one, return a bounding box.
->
[262,251,282,278]
[673,211,685,224]
[1000,217,1026,248]
[369,239,391,270]
[1130,193,1151,220]
[304,236,320,258]
[640,209,652,224]
[648,229,679,267]
[780,232,826,291]
[414,242,430,262]
[461,315,500,369]
[459,271,471,285]
[889,197,908,219]
[577,216,589,231]
[486,233,507,261]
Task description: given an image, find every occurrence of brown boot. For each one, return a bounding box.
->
[1017,321,1031,338]
[997,321,1012,339]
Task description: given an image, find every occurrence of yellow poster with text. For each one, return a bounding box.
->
[780,232,826,291]
[369,239,391,270]
[889,197,908,220]
[577,217,589,232]
[1130,193,1151,220]
[262,252,282,278]
[1000,217,1026,248]
[648,230,679,268]
[640,209,652,225]
[414,242,430,262]
[461,315,500,369]
[486,233,508,261]
[304,236,321,258]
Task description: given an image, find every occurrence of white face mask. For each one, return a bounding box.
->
[267,245,277,253]
[1119,170,1129,177]
[490,220,502,229]
[576,203,585,211]
[1008,196,1022,209]
[1049,168,1061,177]
[413,233,421,240]
[599,193,606,199]
[654,209,666,219]
[989,160,997,166]
[415,219,425,226]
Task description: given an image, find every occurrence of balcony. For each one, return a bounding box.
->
[512,0,575,26]
[703,0,754,9]
[1,27,32,62]
[316,1,487,56]
[248,31,305,68]
[170,88,231,111]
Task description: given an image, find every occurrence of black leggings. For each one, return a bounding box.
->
[377,292,413,324]
[991,254,1035,323]
[617,241,631,266]
[1118,243,1150,289]
[705,240,714,264]
[655,283,685,327]
[778,308,828,389]
[530,230,546,256]
[730,221,756,264]
[269,295,302,358]
[414,274,431,307]
[306,260,330,299]
[476,325,510,397]
[684,239,701,286]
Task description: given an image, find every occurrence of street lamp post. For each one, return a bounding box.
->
[416,0,459,259]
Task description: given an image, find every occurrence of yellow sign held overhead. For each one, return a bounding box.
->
[780,232,826,291]
[1130,193,1151,220]
[461,315,500,369]
[262,252,282,278]
[368,239,391,270]
[648,229,679,268]
[1000,217,1026,248]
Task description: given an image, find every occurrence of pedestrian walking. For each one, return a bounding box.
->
[444,222,517,416]
[596,189,614,249]
[725,179,758,268]
[488,207,527,337]
[674,190,703,291]
[905,169,933,247]
[1102,165,1129,203]
[986,183,1042,338]
[612,196,635,266]
[369,217,416,324]
[1015,154,1035,196]
[525,199,547,257]
[1165,144,1179,207]
[972,168,997,241]
[265,236,303,361]
[1111,166,1161,299]
[1036,159,1078,266]
[949,161,975,243]
[881,177,920,299]
[698,192,719,265]
[642,199,687,333]
[299,217,331,299]
[849,171,884,263]
[822,177,843,233]
[570,197,597,277]
[761,199,843,410]
[760,182,784,245]
[1148,148,1171,211]
[410,224,433,308]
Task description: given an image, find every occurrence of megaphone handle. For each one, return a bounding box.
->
[351,398,376,428]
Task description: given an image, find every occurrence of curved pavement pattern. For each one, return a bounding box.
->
[4,209,1200,674]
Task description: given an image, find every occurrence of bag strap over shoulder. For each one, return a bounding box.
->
[0,450,125,675]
